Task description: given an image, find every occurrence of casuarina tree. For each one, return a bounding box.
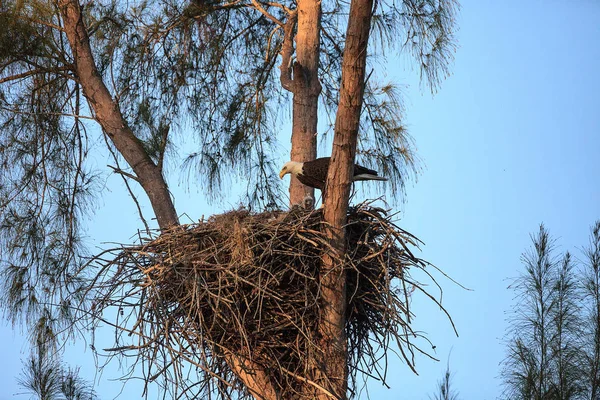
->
[0,0,459,398]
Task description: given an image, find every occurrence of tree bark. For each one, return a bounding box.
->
[281,0,322,206]
[318,0,374,397]
[57,0,179,230]
[226,353,280,400]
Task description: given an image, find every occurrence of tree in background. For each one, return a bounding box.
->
[429,358,460,400]
[502,226,559,399]
[501,223,600,399]
[550,251,583,398]
[0,0,458,398]
[17,308,97,400]
[18,353,97,400]
[580,221,600,398]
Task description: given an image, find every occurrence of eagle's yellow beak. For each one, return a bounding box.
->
[279,168,287,179]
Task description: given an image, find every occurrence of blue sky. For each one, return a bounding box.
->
[2,0,600,399]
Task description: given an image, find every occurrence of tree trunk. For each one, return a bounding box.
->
[57,0,179,230]
[281,0,322,206]
[318,0,374,398]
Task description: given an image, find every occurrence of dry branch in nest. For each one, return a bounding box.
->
[90,202,454,399]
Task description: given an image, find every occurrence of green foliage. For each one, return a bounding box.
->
[0,2,95,341]
[579,221,600,399]
[1,0,459,213]
[430,359,460,400]
[397,0,460,92]
[321,0,458,202]
[84,0,286,207]
[552,252,583,399]
[501,222,600,399]
[358,82,420,199]
[19,354,63,400]
[501,226,581,399]
[18,347,98,400]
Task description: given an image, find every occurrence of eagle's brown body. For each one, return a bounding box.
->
[279,157,386,192]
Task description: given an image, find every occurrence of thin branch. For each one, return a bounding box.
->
[14,13,65,32]
[103,134,151,235]
[0,105,94,120]
[107,165,140,183]
[249,0,284,26]
[0,66,69,84]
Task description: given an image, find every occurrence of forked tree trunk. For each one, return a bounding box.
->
[57,1,278,398]
[318,0,374,397]
[281,0,322,206]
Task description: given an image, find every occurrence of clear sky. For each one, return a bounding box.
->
[1,0,600,399]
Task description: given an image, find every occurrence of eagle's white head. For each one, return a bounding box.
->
[279,161,304,179]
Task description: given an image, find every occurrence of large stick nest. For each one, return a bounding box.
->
[91,203,453,399]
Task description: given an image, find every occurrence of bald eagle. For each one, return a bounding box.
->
[279,157,387,191]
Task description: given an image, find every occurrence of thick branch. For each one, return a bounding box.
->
[319,0,375,397]
[57,0,179,229]
[226,353,280,400]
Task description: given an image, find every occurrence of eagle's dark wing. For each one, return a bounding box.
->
[300,157,331,190]
[297,174,325,190]
[300,157,383,190]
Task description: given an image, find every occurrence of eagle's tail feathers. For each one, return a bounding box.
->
[354,174,387,182]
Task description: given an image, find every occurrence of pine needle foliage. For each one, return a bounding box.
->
[501,223,600,400]
[501,226,575,399]
[18,352,98,400]
[18,315,97,400]
[430,359,460,400]
[0,1,95,337]
[320,0,459,201]
[2,0,460,209]
[580,221,600,399]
